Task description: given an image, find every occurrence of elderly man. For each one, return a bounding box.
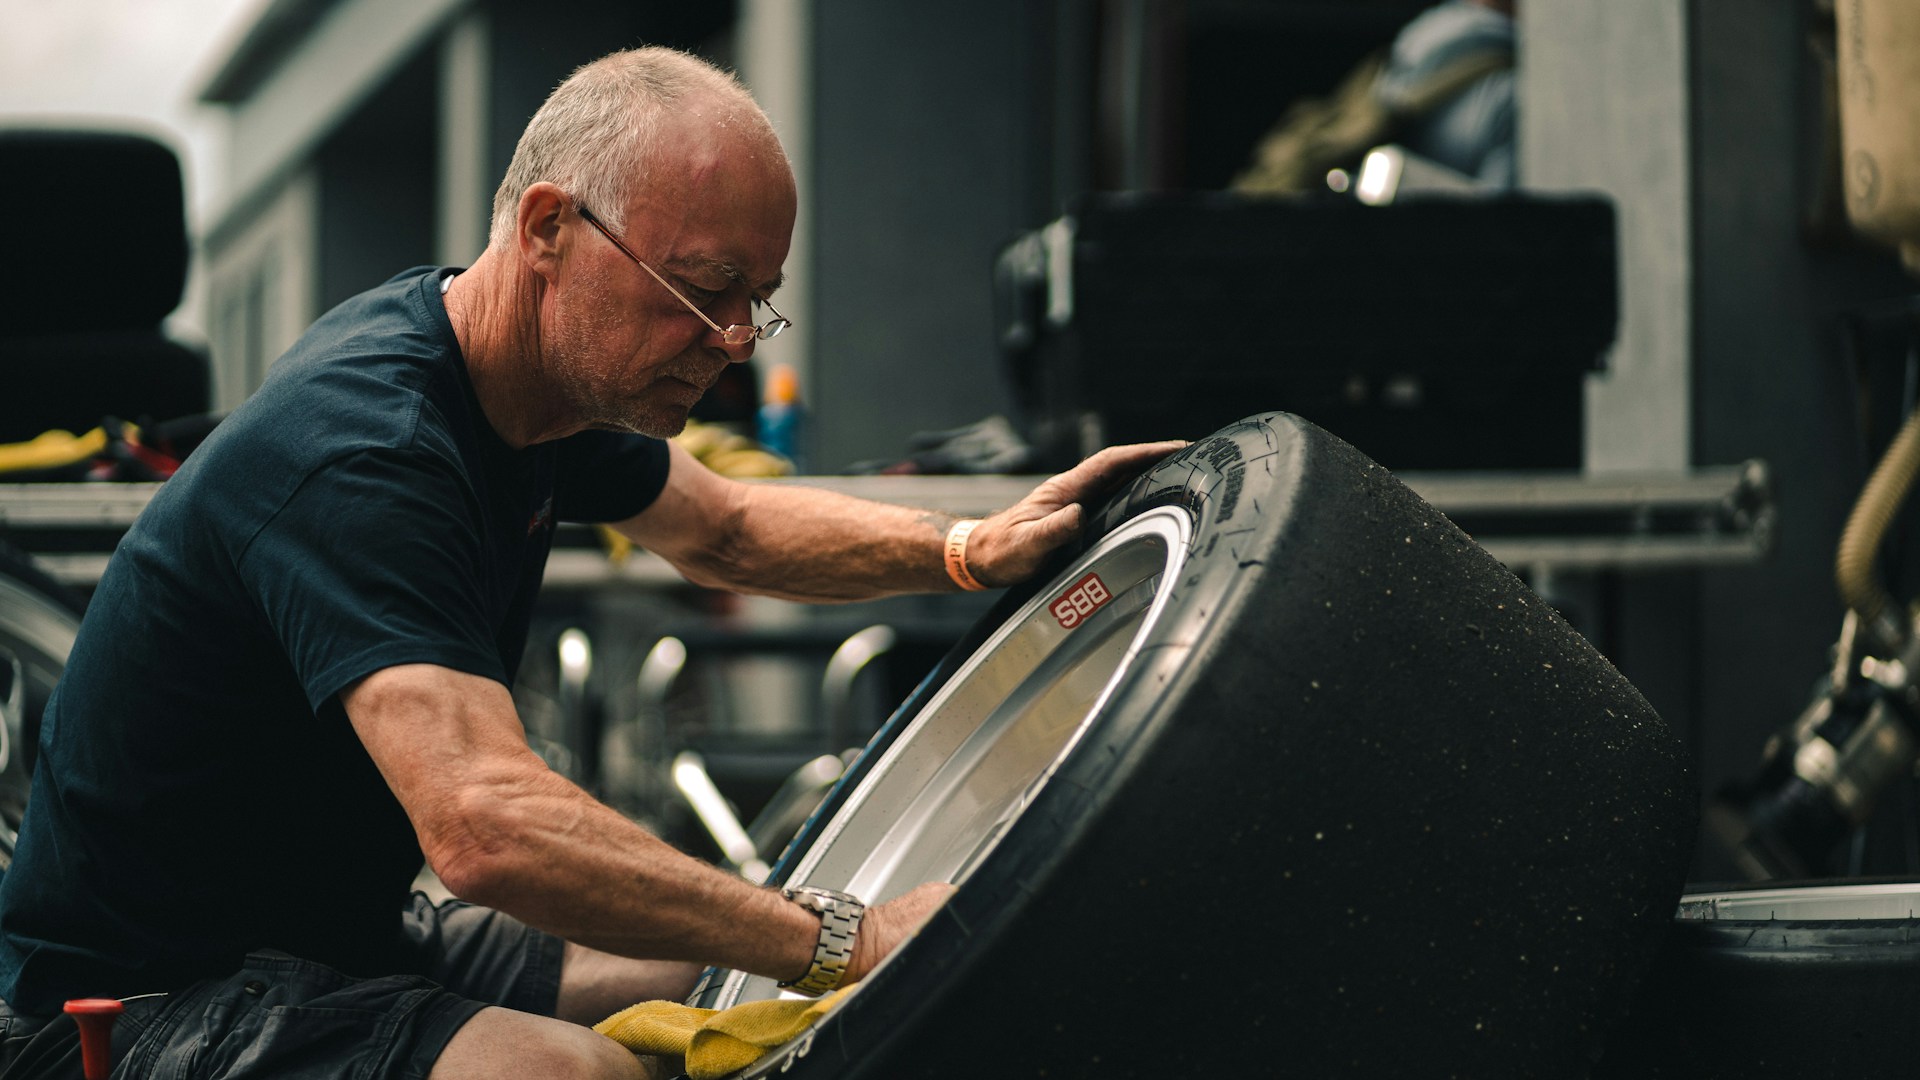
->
[0,47,1177,1079]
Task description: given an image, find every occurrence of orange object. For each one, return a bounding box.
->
[943,518,988,592]
[763,362,798,405]
[63,999,123,1080]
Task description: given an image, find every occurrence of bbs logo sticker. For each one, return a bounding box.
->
[1051,573,1112,629]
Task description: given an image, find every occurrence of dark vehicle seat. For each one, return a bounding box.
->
[0,128,210,444]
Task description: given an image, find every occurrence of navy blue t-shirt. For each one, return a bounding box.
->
[0,267,669,1013]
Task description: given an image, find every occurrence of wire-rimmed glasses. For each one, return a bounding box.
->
[577,204,791,346]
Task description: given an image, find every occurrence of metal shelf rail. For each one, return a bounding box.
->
[0,461,1773,588]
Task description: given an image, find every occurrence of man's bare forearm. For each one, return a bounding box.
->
[627,440,1188,602]
[347,664,818,982]
[437,755,820,975]
[691,482,961,601]
[349,664,955,996]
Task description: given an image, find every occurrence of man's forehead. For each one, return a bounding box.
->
[633,132,794,295]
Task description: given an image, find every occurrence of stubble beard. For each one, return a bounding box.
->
[549,273,707,439]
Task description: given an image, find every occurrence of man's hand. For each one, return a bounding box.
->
[843,882,957,985]
[965,440,1188,587]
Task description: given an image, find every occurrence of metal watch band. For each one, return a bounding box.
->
[778,885,865,997]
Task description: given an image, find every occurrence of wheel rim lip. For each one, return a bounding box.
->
[0,569,82,867]
[707,505,1197,1009]
[1678,881,1920,921]
[790,505,1196,888]
[0,575,80,665]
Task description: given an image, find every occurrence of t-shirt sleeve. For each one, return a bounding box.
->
[552,431,671,523]
[237,446,507,710]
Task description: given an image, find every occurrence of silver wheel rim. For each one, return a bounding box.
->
[706,505,1195,1009]
[1678,882,1920,921]
[0,570,81,869]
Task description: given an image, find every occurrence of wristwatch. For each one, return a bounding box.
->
[778,885,866,996]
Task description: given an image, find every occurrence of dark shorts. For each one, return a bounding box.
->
[0,893,566,1079]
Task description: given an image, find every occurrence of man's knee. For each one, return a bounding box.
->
[431,1006,645,1080]
[557,942,702,1027]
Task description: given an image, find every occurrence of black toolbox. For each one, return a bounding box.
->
[995,193,1619,471]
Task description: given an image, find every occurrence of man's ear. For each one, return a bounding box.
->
[516,182,571,282]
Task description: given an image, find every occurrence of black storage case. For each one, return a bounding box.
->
[997,192,1619,471]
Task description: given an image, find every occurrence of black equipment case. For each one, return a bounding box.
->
[995,193,1619,471]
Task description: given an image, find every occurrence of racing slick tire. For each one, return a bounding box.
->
[692,413,1695,1078]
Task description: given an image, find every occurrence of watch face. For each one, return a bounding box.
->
[789,886,861,911]
[776,886,865,996]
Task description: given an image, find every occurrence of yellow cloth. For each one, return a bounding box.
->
[0,427,109,474]
[595,987,854,1080]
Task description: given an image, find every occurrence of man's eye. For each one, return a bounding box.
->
[678,280,721,304]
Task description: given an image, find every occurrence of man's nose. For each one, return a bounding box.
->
[711,327,755,364]
[710,296,757,363]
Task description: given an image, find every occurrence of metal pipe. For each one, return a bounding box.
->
[556,628,594,785]
[820,624,896,752]
[1837,407,1920,648]
[671,751,770,883]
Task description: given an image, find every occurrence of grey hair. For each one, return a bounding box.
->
[488,46,772,245]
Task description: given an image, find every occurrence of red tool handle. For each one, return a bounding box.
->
[63,999,123,1080]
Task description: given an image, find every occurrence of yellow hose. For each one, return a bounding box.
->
[1837,407,1920,646]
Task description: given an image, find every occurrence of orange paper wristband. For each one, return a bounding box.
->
[944,519,988,592]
